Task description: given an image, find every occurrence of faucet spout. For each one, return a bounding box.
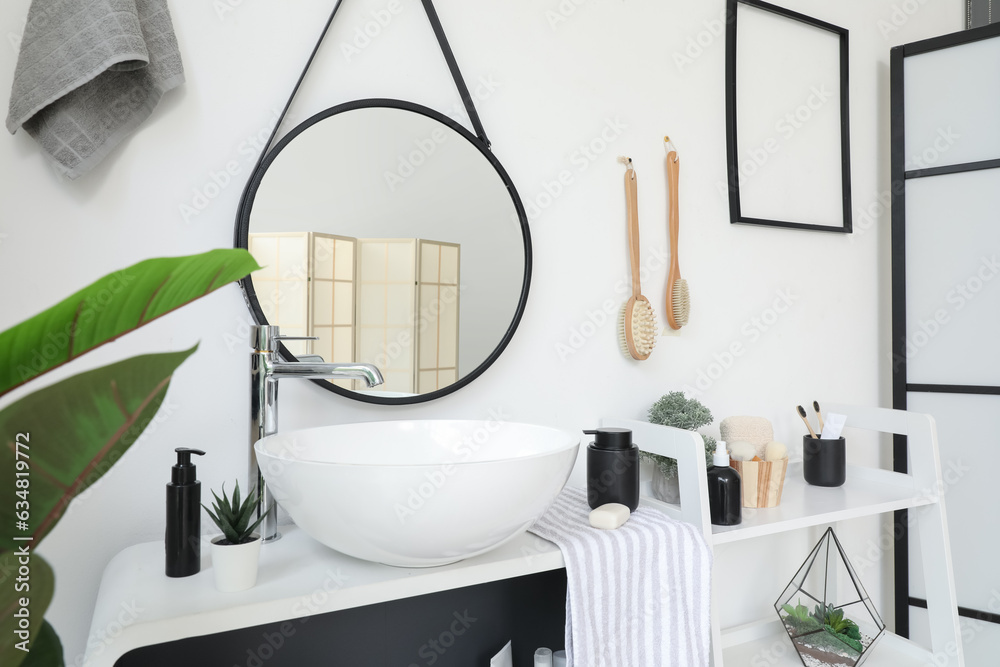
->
[269,361,384,387]
[249,325,384,542]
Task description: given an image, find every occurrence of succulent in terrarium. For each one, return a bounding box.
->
[644,391,716,479]
[775,528,886,666]
[781,600,822,634]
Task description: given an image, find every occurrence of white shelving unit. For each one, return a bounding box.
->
[84,404,961,666]
[604,402,964,667]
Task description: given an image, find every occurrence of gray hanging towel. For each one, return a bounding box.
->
[6,0,185,179]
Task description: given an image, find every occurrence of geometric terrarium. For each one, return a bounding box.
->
[775,528,886,666]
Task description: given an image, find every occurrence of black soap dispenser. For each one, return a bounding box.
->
[166,447,206,577]
[707,442,742,526]
[584,428,639,511]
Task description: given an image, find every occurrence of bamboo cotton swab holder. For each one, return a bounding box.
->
[730,458,788,508]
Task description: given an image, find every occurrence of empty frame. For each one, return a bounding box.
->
[725,0,852,233]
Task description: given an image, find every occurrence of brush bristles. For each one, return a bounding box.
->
[631,301,657,353]
[619,307,632,357]
[619,301,657,360]
[672,279,690,327]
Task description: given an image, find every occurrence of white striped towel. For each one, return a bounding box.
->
[529,486,713,667]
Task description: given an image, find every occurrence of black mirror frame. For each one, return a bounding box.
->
[234,97,532,405]
[724,0,853,234]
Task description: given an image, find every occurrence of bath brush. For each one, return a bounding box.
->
[617,157,656,360]
[664,137,690,330]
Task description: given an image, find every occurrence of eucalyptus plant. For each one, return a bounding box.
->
[0,249,259,667]
[643,391,717,480]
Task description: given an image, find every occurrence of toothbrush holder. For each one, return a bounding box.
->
[802,436,846,487]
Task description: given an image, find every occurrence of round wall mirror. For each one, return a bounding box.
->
[235,99,531,404]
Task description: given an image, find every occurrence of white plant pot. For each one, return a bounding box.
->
[210,534,261,592]
[651,469,681,504]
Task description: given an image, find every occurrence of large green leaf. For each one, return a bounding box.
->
[0,249,259,398]
[19,621,63,667]
[0,552,55,667]
[0,347,197,551]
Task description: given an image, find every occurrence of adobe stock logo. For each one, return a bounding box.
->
[683,289,797,397]
[408,611,478,667]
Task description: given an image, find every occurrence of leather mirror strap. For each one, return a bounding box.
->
[245,0,491,190]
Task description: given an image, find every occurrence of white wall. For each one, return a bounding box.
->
[0,0,961,662]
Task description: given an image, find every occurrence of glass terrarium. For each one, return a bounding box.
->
[775,527,886,666]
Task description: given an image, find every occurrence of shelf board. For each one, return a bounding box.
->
[723,625,941,666]
[711,463,937,545]
[83,526,564,667]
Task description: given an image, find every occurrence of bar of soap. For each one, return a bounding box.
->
[589,503,631,530]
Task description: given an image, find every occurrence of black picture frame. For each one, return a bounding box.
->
[725,0,853,233]
[234,98,533,406]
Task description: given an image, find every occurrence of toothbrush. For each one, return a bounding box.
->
[812,400,825,433]
[796,405,818,439]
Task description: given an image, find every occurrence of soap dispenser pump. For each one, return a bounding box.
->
[706,442,741,526]
[166,447,205,577]
[584,428,639,511]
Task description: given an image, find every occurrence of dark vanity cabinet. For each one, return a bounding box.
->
[115,570,566,667]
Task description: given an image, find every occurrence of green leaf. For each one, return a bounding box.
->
[19,621,63,667]
[202,505,222,532]
[0,552,56,667]
[0,347,197,551]
[243,512,269,543]
[231,481,241,517]
[0,249,259,398]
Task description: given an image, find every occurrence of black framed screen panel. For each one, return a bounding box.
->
[968,0,995,29]
[890,20,1000,646]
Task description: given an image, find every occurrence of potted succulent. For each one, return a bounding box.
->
[643,392,717,503]
[203,481,270,592]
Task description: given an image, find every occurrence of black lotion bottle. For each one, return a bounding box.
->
[584,428,639,511]
[166,447,206,577]
[707,442,741,526]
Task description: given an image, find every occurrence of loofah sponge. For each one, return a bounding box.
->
[729,441,757,462]
[720,416,775,459]
[764,441,788,461]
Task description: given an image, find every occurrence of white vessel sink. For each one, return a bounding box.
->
[255,420,579,567]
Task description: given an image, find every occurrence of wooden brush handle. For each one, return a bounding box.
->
[667,150,681,276]
[665,150,681,328]
[625,166,641,298]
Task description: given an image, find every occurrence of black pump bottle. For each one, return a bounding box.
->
[707,442,741,526]
[584,428,639,511]
[166,447,205,577]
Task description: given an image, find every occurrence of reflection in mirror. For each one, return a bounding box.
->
[240,102,528,402]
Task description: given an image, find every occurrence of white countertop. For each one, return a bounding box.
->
[83,526,564,667]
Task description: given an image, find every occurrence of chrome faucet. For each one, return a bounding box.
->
[250,325,384,541]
